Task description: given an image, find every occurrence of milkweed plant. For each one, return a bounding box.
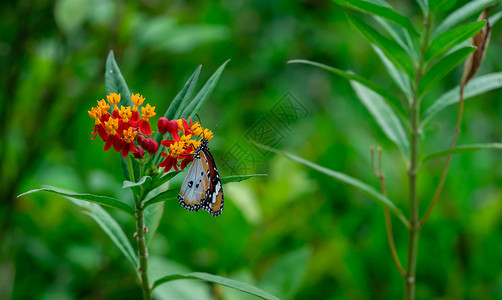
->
[256,0,501,299]
[18,51,273,300]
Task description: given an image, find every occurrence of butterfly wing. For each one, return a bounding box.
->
[178,153,210,212]
[201,149,224,217]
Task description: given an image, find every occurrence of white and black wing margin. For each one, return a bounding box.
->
[178,150,211,212]
[201,149,224,216]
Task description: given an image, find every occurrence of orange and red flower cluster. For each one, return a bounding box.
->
[88,93,213,172]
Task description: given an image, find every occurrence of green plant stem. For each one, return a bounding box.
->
[135,200,151,300]
[405,12,432,300]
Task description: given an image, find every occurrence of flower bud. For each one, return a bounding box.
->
[136,134,145,145]
[157,117,169,135]
[134,147,145,159]
[166,119,179,135]
[147,139,158,154]
[140,137,150,150]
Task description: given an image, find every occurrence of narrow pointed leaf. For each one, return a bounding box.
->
[433,0,497,37]
[422,143,502,162]
[221,174,267,184]
[171,66,202,120]
[67,198,138,268]
[416,0,429,15]
[333,0,419,36]
[144,202,164,246]
[288,59,406,117]
[105,50,132,108]
[180,60,230,118]
[351,81,410,157]
[104,51,140,180]
[143,174,265,208]
[372,45,413,102]
[252,142,410,228]
[419,46,476,95]
[423,73,502,125]
[346,14,414,78]
[430,0,457,12]
[18,187,135,216]
[152,272,279,300]
[426,21,486,62]
[150,170,184,191]
[151,67,202,166]
[374,16,418,60]
[143,188,178,208]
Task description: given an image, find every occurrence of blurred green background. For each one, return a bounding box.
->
[2,0,502,299]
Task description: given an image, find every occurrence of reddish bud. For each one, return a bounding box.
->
[134,147,145,159]
[166,119,179,134]
[140,137,150,150]
[147,139,158,154]
[157,117,169,135]
[137,134,146,146]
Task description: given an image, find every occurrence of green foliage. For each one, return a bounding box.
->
[152,272,280,300]
[6,0,502,299]
[18,187,135,216]
[333,0,419,36]
[422,143,502,162]
[253,142,409,228]
[66,198,138,269]
[419,46,476,94]
[350,81,410,157]
[423,72,502,125]
[425,21,486,61]
[346,13,414,78]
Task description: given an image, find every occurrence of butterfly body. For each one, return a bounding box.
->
[178,138,224,216]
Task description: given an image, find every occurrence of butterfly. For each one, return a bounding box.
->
[178,138,224,216]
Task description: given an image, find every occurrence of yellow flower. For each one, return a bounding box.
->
[141,104,156,120]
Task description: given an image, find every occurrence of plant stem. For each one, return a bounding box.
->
[372,146,406,276]
[404,11,431,300]
[135,200,151,300]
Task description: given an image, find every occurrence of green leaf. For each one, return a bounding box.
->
[422,72,502,126]
[257,248,310,299]
[180,60,230,118]
[373,16,418,61]
[143,188,179,208]
[433,0,498,37]
[152,66,201,144]
[123,175,152,198]
[67,198,138,268]
[221,174,267,185]
[333,0,419,36]
[144,202,164,246]
[150,170,184,191]
[350,81,410,157]
[152,67,201,166]
[105,50,132,108]
[288,59,406,117]
[251,142,410,228]
[346,13,414,78]
[372,45,413,102]
[18,187,135,216]
[426,21,486,62]
[143,174,265,208]
[422,143,502,162]
[419,46,476,95]
[430,0,457,12]
[415,0,429,15]
[152,272,280,300]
